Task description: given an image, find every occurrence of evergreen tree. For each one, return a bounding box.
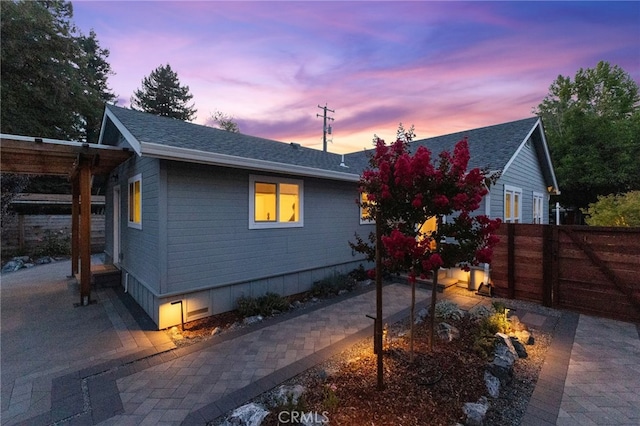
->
[1,1,116,141]
[77,30,117,143]
[131,64,197,121]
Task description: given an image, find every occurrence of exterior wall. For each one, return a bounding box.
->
[105,156,162,294]
[109,159,372,329]
[489,136,549,224]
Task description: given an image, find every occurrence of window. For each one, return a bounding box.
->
[128,174,142,229]
[249,175,303,229]
[533,192,544,224]
[504,185,522,223]
[360,193,374,224]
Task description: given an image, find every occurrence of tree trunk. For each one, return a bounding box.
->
[429,267,439,351]
[410,277,415,363]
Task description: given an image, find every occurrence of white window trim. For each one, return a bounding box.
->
[128,173,142,230]
[249,175,304,229]
[504,185,522,223]
[533,191,544,224]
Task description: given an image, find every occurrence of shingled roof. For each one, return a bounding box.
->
[344,117,541,173]
[102,105,356,180]
[101,105,555,190]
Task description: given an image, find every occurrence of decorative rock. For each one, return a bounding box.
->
[23,263,35,268]
[337,289,348,296]
[357,279,372,287]
[35,256,53,265]
[311,297,319,303]
[415,307,429,324]
[509,315,528,332]
[462,396,489,426]
[495,332,519,358]
[484,371,501,398]
[291,300,303,309]
[488,344,516,384]
[222,403,269,426]
[243,315,263,325]
[273,384,306,406]
[211,326,222,336]
[2,259,23,273]
[437,322,460,342]
[510,337,528,358]
[513,330,534,345]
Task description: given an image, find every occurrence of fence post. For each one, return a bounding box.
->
[507,223,515,299]
[542,225,560,307]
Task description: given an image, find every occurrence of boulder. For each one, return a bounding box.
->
[495,333,519,358]
[510,337,528,358]
[488,343,516,384]
[2,259,23,273]
[484,371,500,398]
[415,307,429,324]
[243,315,263,325]
[437,322,460,342]
[462,396,489,426]
[273,384,305,407]
[222,403,269,426]
[512,329,534,345]
[509,315,528,332]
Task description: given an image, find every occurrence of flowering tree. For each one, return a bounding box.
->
[352,127,501,363]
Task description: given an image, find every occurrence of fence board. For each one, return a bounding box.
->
[1,214,105,255]
[490,223,640,322]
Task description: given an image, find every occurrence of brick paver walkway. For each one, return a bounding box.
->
[557,315,640,425]
[97,284,431,425]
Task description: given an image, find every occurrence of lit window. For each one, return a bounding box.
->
[504,185,522,223]
[128,174,142,229]
[533,192,544,224]
[250,175,303,229]
[360,193,375,224]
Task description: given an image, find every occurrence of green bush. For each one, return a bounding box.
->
[434,300,464,320]
[235,292,290,317]
[33,230,70,257]
[311,273,354,297]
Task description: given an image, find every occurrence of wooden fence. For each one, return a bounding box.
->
[491,223,640,322]
[1,214,105,256]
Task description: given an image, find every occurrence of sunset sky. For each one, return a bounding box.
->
[72,1,640,153]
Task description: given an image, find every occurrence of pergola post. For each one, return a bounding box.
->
[79,157,92,305]
[71,178,80,277]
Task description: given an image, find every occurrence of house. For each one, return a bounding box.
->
[98,105,558,329]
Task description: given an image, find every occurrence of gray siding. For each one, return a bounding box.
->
[489,137,549,224]
[113,156,162,292]
[164,162,369,295]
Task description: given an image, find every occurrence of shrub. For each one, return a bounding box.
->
[236,292,290,317]
[468,304,496,321]
[33,229,70,257]
[433,300,464,321]
[311,273,354,297]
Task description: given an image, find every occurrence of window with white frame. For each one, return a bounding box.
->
[249,175,303,229]
[533,192,544,224]
[128,174,142,229]
[504,185,522,223]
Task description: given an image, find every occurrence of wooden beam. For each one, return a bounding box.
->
[79,158,92,305]
[71,178,80,276]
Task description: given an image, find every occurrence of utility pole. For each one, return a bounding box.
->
[316,104,335,152]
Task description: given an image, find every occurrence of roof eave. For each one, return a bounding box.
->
[140,141,361,182]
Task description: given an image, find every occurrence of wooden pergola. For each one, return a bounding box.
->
[1,134,132,305]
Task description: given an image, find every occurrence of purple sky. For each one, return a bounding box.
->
[73,1,640,153]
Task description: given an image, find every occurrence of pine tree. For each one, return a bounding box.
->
[131,64,197,121]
